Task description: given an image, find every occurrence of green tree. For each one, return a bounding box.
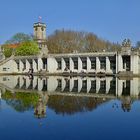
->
[136,41,140,48]
[2,45,13,57]
[15,41,40,56]
[5,33,32,44]
[2,90,39,112]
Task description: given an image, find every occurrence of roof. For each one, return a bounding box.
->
[4,43,20,49]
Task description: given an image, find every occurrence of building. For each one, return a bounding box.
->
[0,21,139,76]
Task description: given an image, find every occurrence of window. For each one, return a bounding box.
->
[3,68,7,71]
[41,27,44,31]
[17,62,20,71]
[57,79,62,89]
[99,57,106,70]
[35,27,37,31]
[57,61,62,70]
[74,60,78,69]
[3,77,7,81]
[91,61,96,69]
[100,61,106,69]
[82,60,87,69]
[90,57,96,69]
[23,62,26,70]
[64,58,70,70]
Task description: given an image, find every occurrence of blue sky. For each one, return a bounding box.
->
[0,0,140,46]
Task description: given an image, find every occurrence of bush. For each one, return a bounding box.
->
[15,41,40,56]
[2,45,13,57]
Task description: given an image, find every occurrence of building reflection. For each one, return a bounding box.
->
[0,76,139,117]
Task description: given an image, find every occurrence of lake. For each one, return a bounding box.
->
[0,75,140,140]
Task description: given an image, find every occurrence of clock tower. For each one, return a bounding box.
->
[33,17,48,55]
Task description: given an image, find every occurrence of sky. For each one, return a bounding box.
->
[0,0,140,46]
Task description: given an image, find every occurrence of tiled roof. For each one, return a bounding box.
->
[5,43,20,49]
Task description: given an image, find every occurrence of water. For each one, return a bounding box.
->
[0,76,140,140]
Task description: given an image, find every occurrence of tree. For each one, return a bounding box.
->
[15,41,40,56]
[5,33,32,44]
[2,45,13,57]
[136,41,140,48]
[47,30,86,53]
[47,29,120,53]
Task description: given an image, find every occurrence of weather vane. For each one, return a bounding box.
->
[39,16,42,22]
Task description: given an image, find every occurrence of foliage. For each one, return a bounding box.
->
[15,41,40,56]
[136,41,140,48]
[47,29,121,53]
[48,95,109,115]
[2,90,39,112]
[5,33,32,44]
[2,45,13,57]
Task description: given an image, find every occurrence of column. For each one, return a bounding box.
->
[62,78,66,91]
[33,76,37,89]
[70,78,74,92]
[62,58,66,72]
[78,78,82,92]
[130,78,139,96]
[38,78,43,91]
[117,54,123,73]
[38,58,43,71]
[19,76,24,88]
[87,78,91,93]
[96,78,100,93]
[106,56,111,73]
[96,57,100,73]
[78,57,82,73]
[106,77,112,94]
[26,59,30,72]
[25,77,30,89]
[33,59,37,72]
[19,60,23,73]
[131,55,139,74]
[115,54,118,74]
[117,79,123,96]
[69,58,74,72]
[87,57,91,72]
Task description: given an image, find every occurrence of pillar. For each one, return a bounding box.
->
[19,60,24,73]
[87,57,91,72]
[33,59,37,72]
[78,57,82,73]
[26,59,30,72]
[96,78,100,93]
[106,56,111,73]
[117,54,123,73]
[78,78,82,92]
[38,58,43,71]
[62,58,66,72]
[70,58,74,72]
[96,57,100,73]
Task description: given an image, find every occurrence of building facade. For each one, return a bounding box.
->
[0,22,139,75]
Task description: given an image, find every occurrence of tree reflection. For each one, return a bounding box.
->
[1,90,139,117]
[48,95,110,115]
[2,90,39,112]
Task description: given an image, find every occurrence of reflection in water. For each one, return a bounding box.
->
[121,96,132,112]
[0,75,139,96]
[48,96,110,115]
[0,76,140,118]
[34,93,48,118]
